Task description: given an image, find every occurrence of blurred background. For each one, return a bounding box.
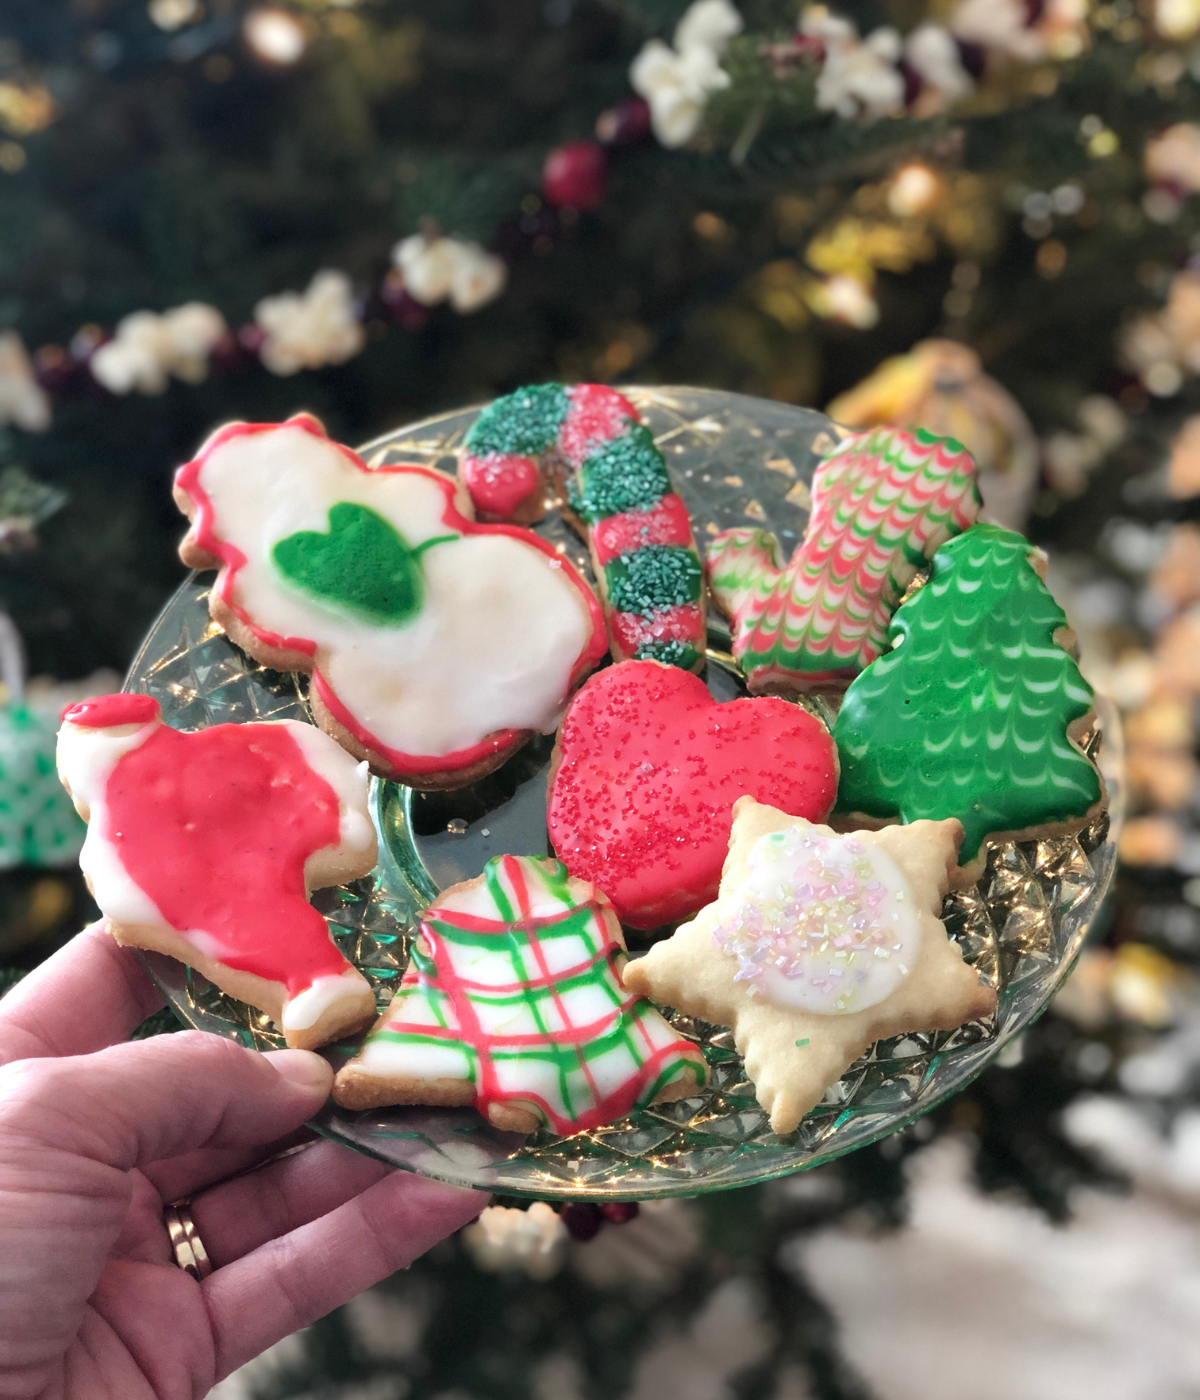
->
[3,0,1200,1395]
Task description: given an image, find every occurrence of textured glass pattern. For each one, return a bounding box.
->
[128,388,1122,1199]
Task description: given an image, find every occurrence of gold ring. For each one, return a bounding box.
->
[164,1201,213,1281]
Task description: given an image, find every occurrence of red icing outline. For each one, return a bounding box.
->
[63,694,161,728]
[175,415,607,777]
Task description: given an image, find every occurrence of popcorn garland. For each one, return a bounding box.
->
[632,0,1092,143]
[1,0,1189,431]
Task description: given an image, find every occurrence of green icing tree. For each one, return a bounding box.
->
[833,524,1102,866]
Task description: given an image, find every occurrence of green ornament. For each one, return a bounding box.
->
[272,502,455,626]
[833,524,1102,866]
[0,704,84,869]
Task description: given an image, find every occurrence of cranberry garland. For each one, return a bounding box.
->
[560,1200,641,1241]
[26,97,651,407]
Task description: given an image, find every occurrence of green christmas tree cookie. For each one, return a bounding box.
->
[833,524,1105,883]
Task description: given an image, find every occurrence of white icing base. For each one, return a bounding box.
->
[191,422,594,759]
[57,718,167,929]
[282,968,373,1031]
[713,828,921,1015]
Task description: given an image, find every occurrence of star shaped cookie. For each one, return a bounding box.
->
[622,797,997,1135]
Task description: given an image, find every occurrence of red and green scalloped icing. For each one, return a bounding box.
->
[706,426,982,693]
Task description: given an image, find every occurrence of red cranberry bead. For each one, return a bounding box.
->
[381,270,432,332]
[599,1201,639,1225]
[542,140,608,212]
[32,344,77,397]
[237,322,267,356]
[560,1201,604,1241]
[595,96,651,147]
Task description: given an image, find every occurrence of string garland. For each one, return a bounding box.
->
[0,0,1192,432]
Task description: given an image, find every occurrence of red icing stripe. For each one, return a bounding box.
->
[609,603,703,659]
[461,451,541,517]
[559,384,638,468]
[591,493,694,566]
[105,721,351,995]
[412,854,670,1133]
[63,694,161,728]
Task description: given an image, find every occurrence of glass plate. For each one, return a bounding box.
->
[127,387,1123,1200]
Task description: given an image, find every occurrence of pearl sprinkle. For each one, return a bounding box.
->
[711,826,920,1015]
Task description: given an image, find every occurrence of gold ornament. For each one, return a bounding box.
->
[826,338,1038,529]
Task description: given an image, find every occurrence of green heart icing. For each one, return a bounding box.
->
[271,502,455,626]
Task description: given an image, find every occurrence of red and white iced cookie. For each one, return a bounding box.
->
[57,693,379,1050]
[546,660,840,930]
[173,415,607,790]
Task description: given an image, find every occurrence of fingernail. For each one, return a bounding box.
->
[264,1049,334,1093]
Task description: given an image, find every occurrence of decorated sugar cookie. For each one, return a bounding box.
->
[546,660,839,930]
[461,383,707,671]
[622,798,997,1135]
[57,693,378,1050]
[707,426,981,694]
[174,415,606,789]
[833,523,1106,885]
[333,854,707,1133]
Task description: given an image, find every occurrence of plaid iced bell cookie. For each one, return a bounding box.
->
[333,854,707,1133]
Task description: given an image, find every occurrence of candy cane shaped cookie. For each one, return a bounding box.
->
[57,693,379,1050]
[707,426,981,695]
[461,384,707,671]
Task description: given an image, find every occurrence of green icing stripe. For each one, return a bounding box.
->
[568,423,671,522]
[604,544,702,615]
[364,853,703,1127]
[464,383,570,456]
[832,522,1102,863]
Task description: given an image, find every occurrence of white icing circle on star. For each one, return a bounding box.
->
[711,826,921,1015]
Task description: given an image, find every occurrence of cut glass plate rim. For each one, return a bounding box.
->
[126,386,1124,1200]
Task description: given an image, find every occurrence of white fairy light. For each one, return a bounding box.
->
[243,7,307,65]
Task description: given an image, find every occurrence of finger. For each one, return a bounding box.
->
[142,1126,316,1206]
[0,1031,332,1173]
[207,1172,488,1378]
[0,1034,332,1373]
[0,922,163,1067]
[190,1139,392,1267]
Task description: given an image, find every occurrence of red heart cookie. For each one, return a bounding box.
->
[546,660,839,929]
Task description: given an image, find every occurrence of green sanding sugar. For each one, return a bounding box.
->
[636,638,702,668]
[568,424,670,521]
[605,544,702,614]
[464,383,569,456]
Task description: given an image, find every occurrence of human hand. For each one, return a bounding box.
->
[0,923,488,1400]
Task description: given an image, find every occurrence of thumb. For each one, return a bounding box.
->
[0,1032,332,1386]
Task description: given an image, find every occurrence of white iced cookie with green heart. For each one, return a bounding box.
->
[173,415,606,790]
[622,797,998,1135]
